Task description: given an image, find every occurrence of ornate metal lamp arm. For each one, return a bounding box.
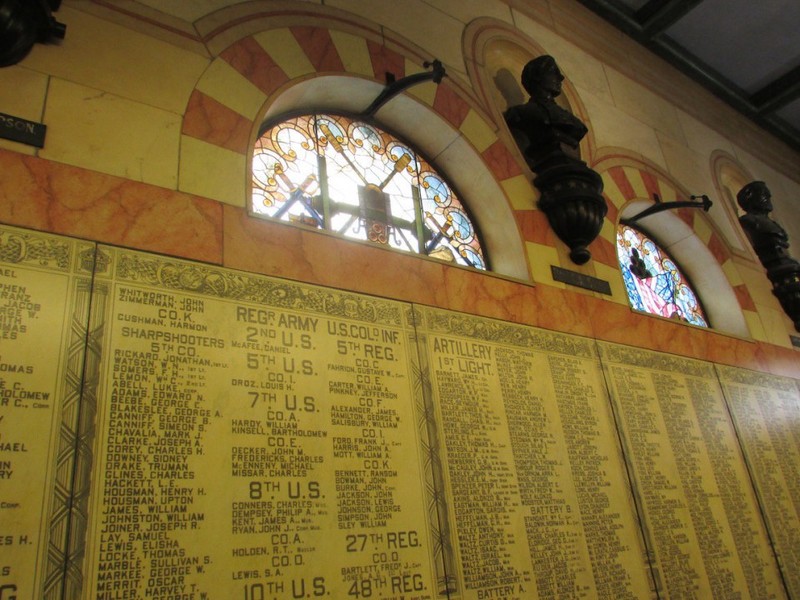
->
[362,60,446,116]
[621,194,712,225]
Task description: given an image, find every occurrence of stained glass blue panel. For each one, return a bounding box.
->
[616,225,708,327]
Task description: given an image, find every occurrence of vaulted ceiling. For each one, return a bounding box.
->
[574,0,800,152]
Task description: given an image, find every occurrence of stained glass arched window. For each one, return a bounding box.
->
[251,113,487,270]
[617,224,708,327]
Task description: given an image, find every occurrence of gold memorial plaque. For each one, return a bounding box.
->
[600,343,786,599]
[415,307,653,600]
[0,225,95,599]
[4,225,800,599]
[82,247,440,599]
[718,365,800,598]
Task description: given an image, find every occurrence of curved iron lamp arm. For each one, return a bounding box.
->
[621,194,712,225]
[362,60,446,117]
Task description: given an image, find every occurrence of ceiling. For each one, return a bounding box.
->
[574,0,800,153]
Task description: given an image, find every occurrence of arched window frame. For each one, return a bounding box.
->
[617,223,709,327]
[710,151,759,260]
[251,110,489,271]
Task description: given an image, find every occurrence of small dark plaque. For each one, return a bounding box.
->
[551,266,612,295]
[0,112,47,148]
[791,335,800,349]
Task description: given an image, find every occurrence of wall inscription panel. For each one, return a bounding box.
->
[81,247,439,599]
[2,225,800,599]
[718,365,800,598]
[0,225,95,599]
[415,307,653,600]
[599,342,786,599]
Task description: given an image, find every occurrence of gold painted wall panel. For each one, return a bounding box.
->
[2,225,799,599]
[718,365,800,598]
[600,342,787,599]
[0,225,95,599]
[414,307,654,600]
[81,246,440,599]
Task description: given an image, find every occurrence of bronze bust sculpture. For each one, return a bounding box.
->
[504,55,606,265]
[504,55,587,168]
[737,181,800,330]
[737,181,791,267]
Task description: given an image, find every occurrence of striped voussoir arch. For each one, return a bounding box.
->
[179,25,525,215]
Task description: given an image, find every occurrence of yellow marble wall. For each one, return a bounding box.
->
[0,0,798,370]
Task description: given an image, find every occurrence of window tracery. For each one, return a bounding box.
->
[252,113,486,270]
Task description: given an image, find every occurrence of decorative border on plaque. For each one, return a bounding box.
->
[80,247,112,278]
[110,250,403,326]
[421,307,596,359]
[716,364,799,391]
[60,278,107,599]
[0,225,96,599]
[409,330,459,597]
[0,226,73,271]
[598,342,714,378]
[45,276,100,600]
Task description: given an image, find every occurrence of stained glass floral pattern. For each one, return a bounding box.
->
[617,225,708,327]
[252,113,486,270]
